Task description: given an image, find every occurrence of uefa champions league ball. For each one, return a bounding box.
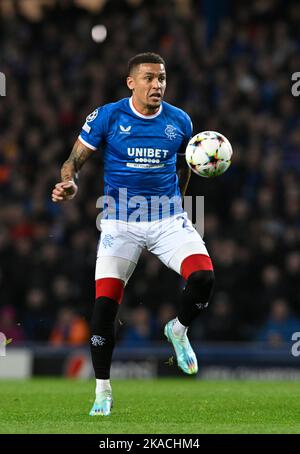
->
[185,131,233,178]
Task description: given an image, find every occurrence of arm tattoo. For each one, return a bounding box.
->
[61,140,93,182]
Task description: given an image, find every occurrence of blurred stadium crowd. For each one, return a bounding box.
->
[1,0,300,347]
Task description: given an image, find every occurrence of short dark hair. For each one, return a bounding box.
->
[128,52,166,75]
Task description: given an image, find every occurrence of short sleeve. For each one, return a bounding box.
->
[78,107,106,150]
[178,113,193,155]
[184,113,193,146]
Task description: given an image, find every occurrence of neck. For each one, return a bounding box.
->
[132,96,159,116]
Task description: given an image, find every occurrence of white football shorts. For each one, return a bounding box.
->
[95,212,209,284]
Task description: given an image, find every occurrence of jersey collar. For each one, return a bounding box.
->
[129,97,162,119]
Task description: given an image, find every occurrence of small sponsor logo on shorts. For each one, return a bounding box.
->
[91,335,106,347]
[176,215,188,228]
[102,234,114,248]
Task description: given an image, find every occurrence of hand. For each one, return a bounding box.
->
[51,181,78,202]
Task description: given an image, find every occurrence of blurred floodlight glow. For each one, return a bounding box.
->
[91,25,107,43]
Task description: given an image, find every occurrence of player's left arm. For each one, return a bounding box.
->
[176,150,191,198]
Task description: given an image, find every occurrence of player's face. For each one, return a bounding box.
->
[127,63,166,114]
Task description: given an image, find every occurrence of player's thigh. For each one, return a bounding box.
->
[96,220,142,284]
[95,256,137,285]
[149,212,210,275]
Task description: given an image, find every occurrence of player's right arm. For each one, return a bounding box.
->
[176,112,193,198]
[51,138,94,202]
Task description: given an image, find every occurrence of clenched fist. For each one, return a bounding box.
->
[51,181,78,202]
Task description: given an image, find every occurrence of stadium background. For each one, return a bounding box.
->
[1,0,300,379]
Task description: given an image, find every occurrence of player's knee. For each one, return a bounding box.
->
[95,277,124,304]
[91,278,124,336]
[186,270,215,304]
[180,254,213,281]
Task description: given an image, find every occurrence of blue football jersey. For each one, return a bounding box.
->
[79,97,192,221]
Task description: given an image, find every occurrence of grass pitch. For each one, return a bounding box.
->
[0,378,300,434]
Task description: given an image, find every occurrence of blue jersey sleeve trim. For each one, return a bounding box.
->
[176,112,193,155]
[185,113,193,141]
[78,135,97,150]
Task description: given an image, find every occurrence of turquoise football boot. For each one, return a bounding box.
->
[89,391,113,416]
[164,319,198,375]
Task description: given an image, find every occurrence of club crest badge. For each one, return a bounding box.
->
[165,124,177,140]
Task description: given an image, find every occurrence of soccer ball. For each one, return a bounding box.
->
[185,131,233,178]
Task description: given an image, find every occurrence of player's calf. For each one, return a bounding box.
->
[90,295,119,379]
[178,269,215,327]
[164,256,214,374]
[89,278,124,415]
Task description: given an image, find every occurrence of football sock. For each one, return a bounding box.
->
[172,317,188,337]
[96,379,112,395]
[90,296,119,379]
[177,270,215,327]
